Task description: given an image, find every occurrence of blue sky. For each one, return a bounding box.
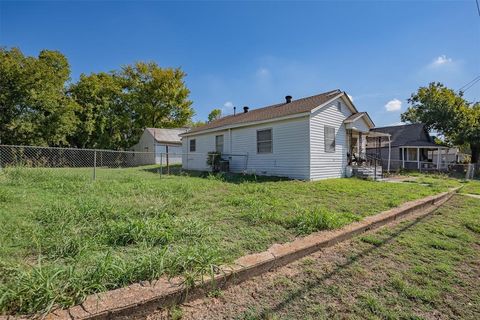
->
[1,1,479,126]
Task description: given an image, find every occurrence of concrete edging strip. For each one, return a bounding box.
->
[4,188,459,320]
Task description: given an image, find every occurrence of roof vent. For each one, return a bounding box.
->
[285,95,292,103]
[243,106,249,113]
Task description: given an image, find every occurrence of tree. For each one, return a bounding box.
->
[0,48,78,146]
[402,82,480,163]
[69,72,135,149]
[120,62,194,129]
[207,108,222,122]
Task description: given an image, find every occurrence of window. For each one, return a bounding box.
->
[337,101,342,112]
[189,139,196,152]
[215,135,224,153]
[257,129,272,154]
[406,148,418,161]
[324,126,336,153]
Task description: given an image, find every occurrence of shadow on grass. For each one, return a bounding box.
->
[253,211,434,318]
[141,165,291,184]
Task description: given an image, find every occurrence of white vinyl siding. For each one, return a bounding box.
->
[182,130,230,171]
[183,117,310,179]
[309,98,351,180]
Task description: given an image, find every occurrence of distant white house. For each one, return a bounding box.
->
[180,89,388,180]
[131,128,188,165]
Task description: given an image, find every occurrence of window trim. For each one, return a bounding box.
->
[256,128,273,154]
[215,134,224,153]
[189,139,196,152]
[324,126,336,153]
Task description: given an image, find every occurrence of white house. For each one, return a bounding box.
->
[180,90,387,180]
[131,128,188,165]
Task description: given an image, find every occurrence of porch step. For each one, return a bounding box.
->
[352,166,383,180]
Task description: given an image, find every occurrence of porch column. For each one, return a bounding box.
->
[437,147,440,169]
[417,147,420,170]
[387,136,391,173]
[402,147,405,168]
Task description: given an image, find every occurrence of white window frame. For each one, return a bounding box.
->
[256,128,273,154]
[189,139,196,152]
[215,135,224,153]
[324,126,336,153]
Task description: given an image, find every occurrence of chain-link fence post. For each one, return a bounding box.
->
[93,149,97,180]
[160,153,163,178]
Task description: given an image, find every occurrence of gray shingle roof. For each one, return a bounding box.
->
[371,123,437,147]
[146,128,188,144]
[185,90,347,135]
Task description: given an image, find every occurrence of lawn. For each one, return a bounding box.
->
[0,166,465,315]
[459,179,480,195]
[167,195,480,320]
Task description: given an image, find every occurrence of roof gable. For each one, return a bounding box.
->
[371,123,435,147]
[146,128,188,144]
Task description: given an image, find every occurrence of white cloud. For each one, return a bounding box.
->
[223,101,234,109]
[430,55,453,67]
[384,99,402,112]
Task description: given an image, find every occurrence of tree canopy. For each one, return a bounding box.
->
[402,82,480,163]
[0,47,195,149]
[0,48,78,146]
[207,108,222,122]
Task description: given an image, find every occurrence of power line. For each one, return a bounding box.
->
[459,75,480,92]
[463,78,480,93]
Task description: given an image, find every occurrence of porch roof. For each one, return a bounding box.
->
[399,140,449,148]
[366,131,391,138]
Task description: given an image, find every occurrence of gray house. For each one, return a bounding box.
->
[368,123,450,170]
[131,128,188,165]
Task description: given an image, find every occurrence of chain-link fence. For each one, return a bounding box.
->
[0,145,250,180]
[379,158,478,180]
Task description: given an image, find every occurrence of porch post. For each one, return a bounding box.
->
[402,147,405,168]
[437,147,440,169]
[417,147,420,170]
[387,136,391,173]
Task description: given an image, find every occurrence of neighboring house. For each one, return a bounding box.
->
[131,128,188,165]
[180,89,386,180]
[368,123,451,170]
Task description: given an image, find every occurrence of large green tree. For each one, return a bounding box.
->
[120,62,194,129]
[0,48,78,146]
[402,82,480,163]
[68,72,138,149]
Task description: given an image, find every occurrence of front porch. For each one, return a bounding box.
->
[400,145,450,171]
[346,128,391,179]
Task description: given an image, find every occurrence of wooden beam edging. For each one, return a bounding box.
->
[4,188,460,320]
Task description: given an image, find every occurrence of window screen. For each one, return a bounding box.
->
[407,148,418,161]
[189,139,196,152]
[324,126,336,153]
[257,129,272,154]
[215,135,224,153]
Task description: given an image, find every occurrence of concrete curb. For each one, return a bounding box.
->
[4,188,460,320]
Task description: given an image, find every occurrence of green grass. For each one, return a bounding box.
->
[460,179,480,195]
[231,195,480,320]
[0,166,462,315]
